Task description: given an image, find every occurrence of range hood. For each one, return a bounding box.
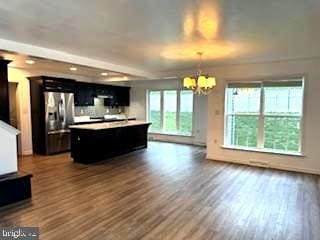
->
[96,95,114,99]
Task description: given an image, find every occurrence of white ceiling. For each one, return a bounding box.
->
[0,50,134,81]
[0,0,319,78]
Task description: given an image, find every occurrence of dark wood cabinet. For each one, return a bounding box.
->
[70,123,150,164]
[116,87,130,106]
[29,78,46,154]
[29,76,76,93]
[27,78,130,107]
[0,60,11,123]
[95,84,112,97]
[75,82,95,106]
[103,86,130,107]
[43,77,75,93]
[75,82,130,107]
[103,86,117,106]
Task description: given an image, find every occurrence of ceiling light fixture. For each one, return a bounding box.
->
[25,60,35,64]
[70,67,77,71]
[101,72,108,76]
[183,52,216,94]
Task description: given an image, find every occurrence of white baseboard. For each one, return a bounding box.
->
[148,133,207,147]
[149,134,193,145]
[206,155,320,175]
[21,149,33,156]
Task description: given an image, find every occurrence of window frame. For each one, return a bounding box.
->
[224,78,305,155]
[147,89,194,136]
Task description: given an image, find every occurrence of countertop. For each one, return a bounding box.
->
[72,118,136,125]
[69,120,151,130]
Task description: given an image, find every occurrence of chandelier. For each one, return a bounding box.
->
[183,52,216,94]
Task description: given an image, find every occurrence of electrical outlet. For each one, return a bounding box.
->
[106,108,109,114]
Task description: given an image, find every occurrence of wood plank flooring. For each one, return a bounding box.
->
[0,141,319,240]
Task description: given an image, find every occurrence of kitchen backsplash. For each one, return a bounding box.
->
[74,98,125,117]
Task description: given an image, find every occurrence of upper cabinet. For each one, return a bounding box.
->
[28,77,130,107]
[104,86,130,107]
[75,82,130,107]
[118,87,130,106]
[74,82,95,106]
[28,76,76,93]
[43,77,75,93]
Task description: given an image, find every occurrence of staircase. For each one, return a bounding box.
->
[0,172,32,207]
[0,120,32,207]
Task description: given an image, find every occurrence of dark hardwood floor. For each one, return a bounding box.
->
[0,141,319,240]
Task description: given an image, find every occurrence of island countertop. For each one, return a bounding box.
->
[70,120,151,164]
[69,120,151,131]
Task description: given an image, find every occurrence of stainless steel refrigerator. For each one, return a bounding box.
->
[29,76,76,155]
[45,92,74,154]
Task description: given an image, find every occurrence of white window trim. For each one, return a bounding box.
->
[221,145,305,157]
[147,89,194,136]
[224,78,305,155]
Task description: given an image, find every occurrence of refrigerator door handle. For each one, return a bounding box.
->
[48,129,71,135]
[58,98,65,122]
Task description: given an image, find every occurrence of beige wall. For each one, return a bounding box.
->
[7,67,102,155]
[8,57,320,175]
[8,68,33,155]
[204,58,320,175]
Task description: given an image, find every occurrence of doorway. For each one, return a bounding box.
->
[8,82,21,154]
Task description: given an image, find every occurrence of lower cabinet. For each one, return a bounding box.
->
[70,124,150,164]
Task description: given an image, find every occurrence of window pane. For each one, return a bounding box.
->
[264,116,301,152]
[227,115,259,148]
[163,90,177,133]
[149,91,161,132]
[264,86,303,115]
[225,80,303,154]
[180,90,193,135]
[226,87,261,114]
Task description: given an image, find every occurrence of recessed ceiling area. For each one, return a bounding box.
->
[0,50,138,81]
[0,0,319,78]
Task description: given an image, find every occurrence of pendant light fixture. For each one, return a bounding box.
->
[183,52,216,94]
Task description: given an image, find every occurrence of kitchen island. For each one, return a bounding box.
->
[69,120,151,164]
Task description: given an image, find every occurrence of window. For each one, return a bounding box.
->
[225,79,304,154]
[148,90,194,135]
[163,90,177,132]
[180,91,193,134]
[149,91,161,132]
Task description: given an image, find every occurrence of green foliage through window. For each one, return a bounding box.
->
[148,90,193,135]
[225,80,303,153]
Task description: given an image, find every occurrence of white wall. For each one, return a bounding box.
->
[127,79,208,145]
[0,122,19,175]
[200,58,320,175]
